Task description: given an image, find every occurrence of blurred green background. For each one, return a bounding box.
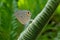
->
[0,0,60,40]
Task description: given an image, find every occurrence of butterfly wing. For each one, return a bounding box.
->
[15,10,31,25]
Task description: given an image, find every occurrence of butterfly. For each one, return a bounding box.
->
[15,10,31,25]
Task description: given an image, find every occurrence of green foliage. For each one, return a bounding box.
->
[0,0,60,40]
[0,0,21,40]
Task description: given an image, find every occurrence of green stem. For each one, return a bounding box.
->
[18,0,60,40]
